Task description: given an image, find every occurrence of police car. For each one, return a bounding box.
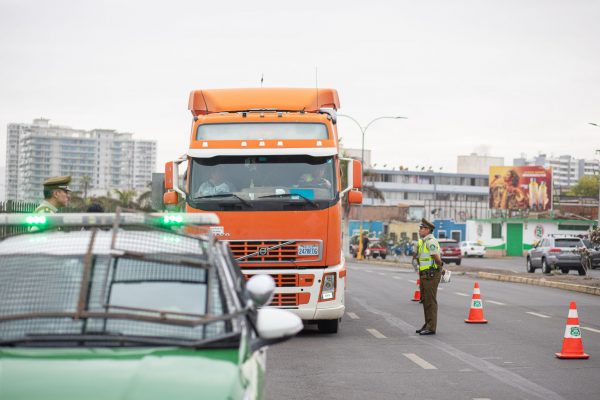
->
[0,212,302,400]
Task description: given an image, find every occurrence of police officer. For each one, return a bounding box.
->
[413,218,443,335]
[34,176,72,213]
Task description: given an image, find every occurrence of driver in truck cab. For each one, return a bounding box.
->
[196,168,236,196]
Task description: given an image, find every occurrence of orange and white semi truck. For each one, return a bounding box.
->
[163,88,363,333]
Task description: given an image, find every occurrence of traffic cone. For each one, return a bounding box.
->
[411,279,421,302]
[555,301,589,359]
[465,282,488,323]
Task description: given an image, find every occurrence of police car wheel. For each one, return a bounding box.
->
[541,258,551,274]
[526,257,535,273]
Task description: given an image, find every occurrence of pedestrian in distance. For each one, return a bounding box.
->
[34,176,72,213]
[413,218,443,335]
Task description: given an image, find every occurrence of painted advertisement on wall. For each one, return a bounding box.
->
[489,166,552,211]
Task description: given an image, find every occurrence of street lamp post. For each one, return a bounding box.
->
[339,114,407,259]
[588,123,600,227]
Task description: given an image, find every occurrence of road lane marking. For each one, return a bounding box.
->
[473,398,491,400]
[347,312,360,319]
[364,270,373,273]
[353,296,566,400]
[367,328,386,339]
[437,287,444,291]
[393,276,403,280]
[409,280,417,284]
[487,300,505,306]
[526,312,550,319]
[454,292,470,297]
[378,272,386,276]
[582,326,600,334]
[402,353,437,370]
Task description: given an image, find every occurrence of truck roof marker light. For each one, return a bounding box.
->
[277,112,283,118]
[260,113,264,118]
[316,141,322,146]
[259,141,265,147]
[202,142,208,147]
[277,141,283,146]
[241,141,247,147]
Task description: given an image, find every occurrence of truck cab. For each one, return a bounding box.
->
[163,88,363,333]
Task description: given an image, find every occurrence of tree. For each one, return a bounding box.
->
[80,175,93,200]
[569,175,599,197]
[113,189,138,209]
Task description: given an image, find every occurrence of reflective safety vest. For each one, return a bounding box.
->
[417,237,438,271]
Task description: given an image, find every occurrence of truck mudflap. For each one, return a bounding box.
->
[242,259,346,321]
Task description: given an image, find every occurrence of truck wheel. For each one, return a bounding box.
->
[372,254,378,259]
[381,254,386,260]
[526,257,535,273]
[577,266,586,276]
[560,267,569,274]
[318,319,339,334]
[455,260,461,266]
[541,258,551,274]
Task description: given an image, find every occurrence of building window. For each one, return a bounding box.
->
[438,231,447,239]
[412,232,418,241]
[491,223,502,239]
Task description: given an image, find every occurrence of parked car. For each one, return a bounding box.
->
[367,241,388,259]
[526,235,587,275]
[459,241,486,258]
[0,213,302,400]
[583,239,600,269]
[438,239,462,265]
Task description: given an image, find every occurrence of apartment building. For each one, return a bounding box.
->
[5,119,156,201]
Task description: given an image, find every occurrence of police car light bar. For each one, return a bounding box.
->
[0,213,219,228]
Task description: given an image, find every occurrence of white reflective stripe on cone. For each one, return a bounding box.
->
[568,309,578,318]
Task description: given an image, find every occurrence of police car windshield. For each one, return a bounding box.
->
[189,155,336,210]
[0,230,245,348]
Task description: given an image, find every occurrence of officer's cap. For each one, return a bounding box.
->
[43,175,72,192]
[419,218,435,231]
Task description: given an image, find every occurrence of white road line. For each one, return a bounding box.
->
[526,312,551,319]
[409,279,417,284]
[487,300,505,306]
[367,328,387,339]
[364,270,373,273]
[347,312,360,319]
[473,398,491,400]
[393,276,403,280]
[582,326,600,334]
[402,353,437,370]
[437,287,444,291]
[454,292,470,297]
[378,272,386,276]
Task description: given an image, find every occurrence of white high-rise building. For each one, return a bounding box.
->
[5,119,157,201]
[457,153,504,174]
[514,154,600,189]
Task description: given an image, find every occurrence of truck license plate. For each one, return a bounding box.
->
[298,244,319,256]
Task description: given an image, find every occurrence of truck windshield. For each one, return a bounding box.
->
[189,155,336,211]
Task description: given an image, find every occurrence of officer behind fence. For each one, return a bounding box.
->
[34,176,72,213]
[413,218,443,335]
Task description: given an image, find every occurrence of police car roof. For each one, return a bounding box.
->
[0,230,207,257]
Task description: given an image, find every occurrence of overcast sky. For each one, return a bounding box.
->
[1,0,599,174]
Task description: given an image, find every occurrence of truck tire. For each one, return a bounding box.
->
[318,319,339,334]
[526,257,535,273]
[577,266,586,276]
[455,259,461,266]
[560,267,569,274]
[381,254,386,260]
[541,258,551,274]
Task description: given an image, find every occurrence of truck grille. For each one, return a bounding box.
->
[269,292,310,307]
[228,239,322,265]
[244,273,314,288]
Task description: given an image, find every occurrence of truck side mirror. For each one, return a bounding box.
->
[348,190,362,204]
[352,159,362,189]
[164,161,174,190]
[163,191,179,206]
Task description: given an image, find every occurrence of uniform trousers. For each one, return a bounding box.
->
[419,268,441,332]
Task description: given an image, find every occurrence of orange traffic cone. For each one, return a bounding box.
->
[465,282,488,323]
[555,301,589,359]
[411,279,421,302]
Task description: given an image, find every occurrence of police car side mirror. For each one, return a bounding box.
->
[246,274,275,307]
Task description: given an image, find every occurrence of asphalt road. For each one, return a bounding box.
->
[265,260,600,400]
[390,253,600,278]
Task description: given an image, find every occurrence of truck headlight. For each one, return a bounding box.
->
[319,273,336,301]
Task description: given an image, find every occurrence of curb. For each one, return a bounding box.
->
[477,272,600,296]
[349,259,600,296]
